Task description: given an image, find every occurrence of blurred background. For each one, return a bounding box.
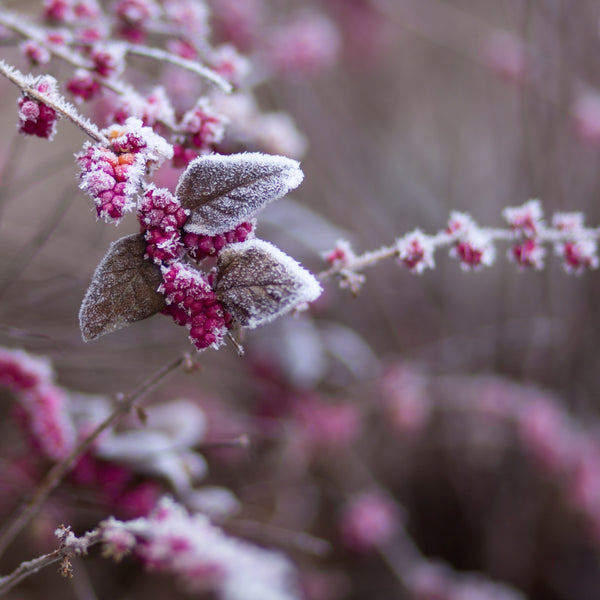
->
[2,1,600,599]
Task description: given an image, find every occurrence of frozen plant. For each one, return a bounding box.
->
[319,201,600,292]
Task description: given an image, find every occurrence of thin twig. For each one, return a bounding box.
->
[317,226,600,282]
[124,43,232,93]
[0,528,101,596]
[0,353,189,558]
[0,549,63,595]
[0,60,106,143]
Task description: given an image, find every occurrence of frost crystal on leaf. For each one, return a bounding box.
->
[176,152,304,235]
[215,239,322,329]
[79,234,166,341]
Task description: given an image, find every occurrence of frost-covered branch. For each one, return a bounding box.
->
[0,525,100,596]
[122,43,232,93]
[0,353,189,558]
[319,201,600,292]
[0,61,106,143]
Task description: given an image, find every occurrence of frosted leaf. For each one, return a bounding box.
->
[97,429,208,493]
[215,239,322,328]
[177,152,303,236]
[184,486,241,519]
[79,234,165,341]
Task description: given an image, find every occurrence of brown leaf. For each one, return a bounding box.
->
[79,234,165,341]
[176,152,303,235]
[215,239,322,329]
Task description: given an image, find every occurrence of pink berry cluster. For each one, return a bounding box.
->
[322,239,356,268]
[67,44,126,102]
[397,230,435,274]
[552,212,599,273]
[0,348,74,461]
[0,347,216,520]
[113,0,162,42]
[99,497,295,597]
[17,75,59,139]
[70,454,161,519]
[172,99,229,167]
[77,144,137,221]
[43,0,101,24]
[77,118,173,222]
[138,186,188,265]
[503,199,546,269]
[182,221,254,261]
[446,212,497,271]
[134,184,254,350]
[158,263,233,351]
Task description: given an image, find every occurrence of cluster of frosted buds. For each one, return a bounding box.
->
[503,199,546,269]
[159,263,232,351]
[67,69,101,102]
[552,212,599,273]
[0,347,75,461]
[67,44,125,102]
[183,221,254,262]
[396,229,436,274]
[43,0,101,23]
[99,497,296,598]
[77,117,173,222]
[20,40,51,66]
[89,43,125,78]
[322,239,356,268]
[70,453,161,518]
[446,212,496,271]
[17,75,60,139]
[112,88,176,129]
[321,240,365,293]
[138,186,188,264]
[113,0,161,41]
[208,44,250,87]
[172,99,229,167]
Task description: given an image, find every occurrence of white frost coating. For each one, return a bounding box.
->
[178,152,304,235]
[144,400,207,446]
[216,238,322,329]
[103,497,299,600]
[97,429,208,494]
[183,486,241,519]
[106,117,174,167]
[242,238,321,306]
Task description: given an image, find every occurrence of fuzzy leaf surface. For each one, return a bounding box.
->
[79,234,165,341]
[215,239,322,328]
[177,152,303,235]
